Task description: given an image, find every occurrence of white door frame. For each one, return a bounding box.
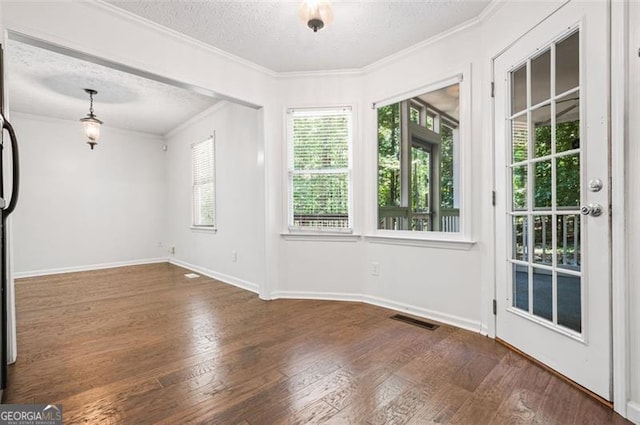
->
[490,0,629,416]
[610,0,630,419]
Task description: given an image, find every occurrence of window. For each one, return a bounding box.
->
[192,136,215,228]
[287,107,352,231]
[377,83,461,232]
[409,104,421,125]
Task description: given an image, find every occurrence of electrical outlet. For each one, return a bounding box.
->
[170,246,175,255]
[371,262,380,276]
[231,251,238,262]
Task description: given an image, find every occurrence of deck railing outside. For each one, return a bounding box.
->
[440,208,460,232]
[513,215,580,268]
[378,207,459,232]
[292,214,349,228]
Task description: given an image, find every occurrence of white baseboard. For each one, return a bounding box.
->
[362,294,483,333]
[169,258,259,294]
[480,324,491,337]
[13,257,169,279]
[270,290,363,303]
[270,290,482,334]
[627,401,640,424]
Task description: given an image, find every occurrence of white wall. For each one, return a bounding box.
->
[361,22,485,332]
[10,113,167,275]
[273,73,366,297]
[626,0,640,420]
[274,58,485,331]
[164,102,265,292]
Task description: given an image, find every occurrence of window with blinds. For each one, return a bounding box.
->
[287,107,352,230]
[192,136,215,228]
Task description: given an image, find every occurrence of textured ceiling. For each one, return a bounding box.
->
[104,0,492,72]
[6,1,492,133]
[6,39,219,136]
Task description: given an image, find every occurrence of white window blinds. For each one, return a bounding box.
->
[287,107,352,230]
[192,136,215,227]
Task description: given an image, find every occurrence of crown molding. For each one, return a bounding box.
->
[363,14,479,74]
[276,68,365,79]
[87,0,505,80]
[477,0,504,23]
[89,0,278,79]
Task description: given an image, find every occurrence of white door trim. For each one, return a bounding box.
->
[610,0,629,418]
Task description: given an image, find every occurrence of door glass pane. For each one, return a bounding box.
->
[411,145,431,231]
[557,271,581,332]
[410,107,420,124]
[426,114,435,131]
[531,50,551,105]
[556,32,580,94]
[513,263,529,312]
[534,215,552,265]
[532,267,553,321]
[411,146,431,213]
[513,216,528,261]
[512,165,528,211]
[556,154,580,208]
[556,93,580,153]
[556,214,581,270]
[511,64,527,115]
[532,104,552,157]
[512,114,528,163]
[534,160,552,209]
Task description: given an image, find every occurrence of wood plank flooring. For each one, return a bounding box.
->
[4,263,631,424]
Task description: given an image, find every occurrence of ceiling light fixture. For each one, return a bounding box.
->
[80,88,103,150]
[299,0,333,33]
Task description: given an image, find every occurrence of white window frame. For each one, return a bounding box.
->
[286,106,354,234]
[191,134,216,230]
[367,69,475,249]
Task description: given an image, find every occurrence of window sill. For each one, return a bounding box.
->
[190,226,217,234]
[365,234,476,250]
[281,232,361,242]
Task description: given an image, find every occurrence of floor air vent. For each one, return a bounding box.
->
[184,273,200,279]
[390,314,440,331]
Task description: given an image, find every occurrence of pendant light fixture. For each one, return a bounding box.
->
[80,88,103,150]
[299,0,333,32]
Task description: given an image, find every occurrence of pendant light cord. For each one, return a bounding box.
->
[89,92,95,116]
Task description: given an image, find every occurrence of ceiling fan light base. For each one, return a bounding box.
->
[308,18,324,32]
[299,0,333,32]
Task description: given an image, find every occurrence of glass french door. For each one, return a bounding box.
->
[494,1,610,400]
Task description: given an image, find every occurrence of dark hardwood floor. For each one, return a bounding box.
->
[5,263,631,424]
